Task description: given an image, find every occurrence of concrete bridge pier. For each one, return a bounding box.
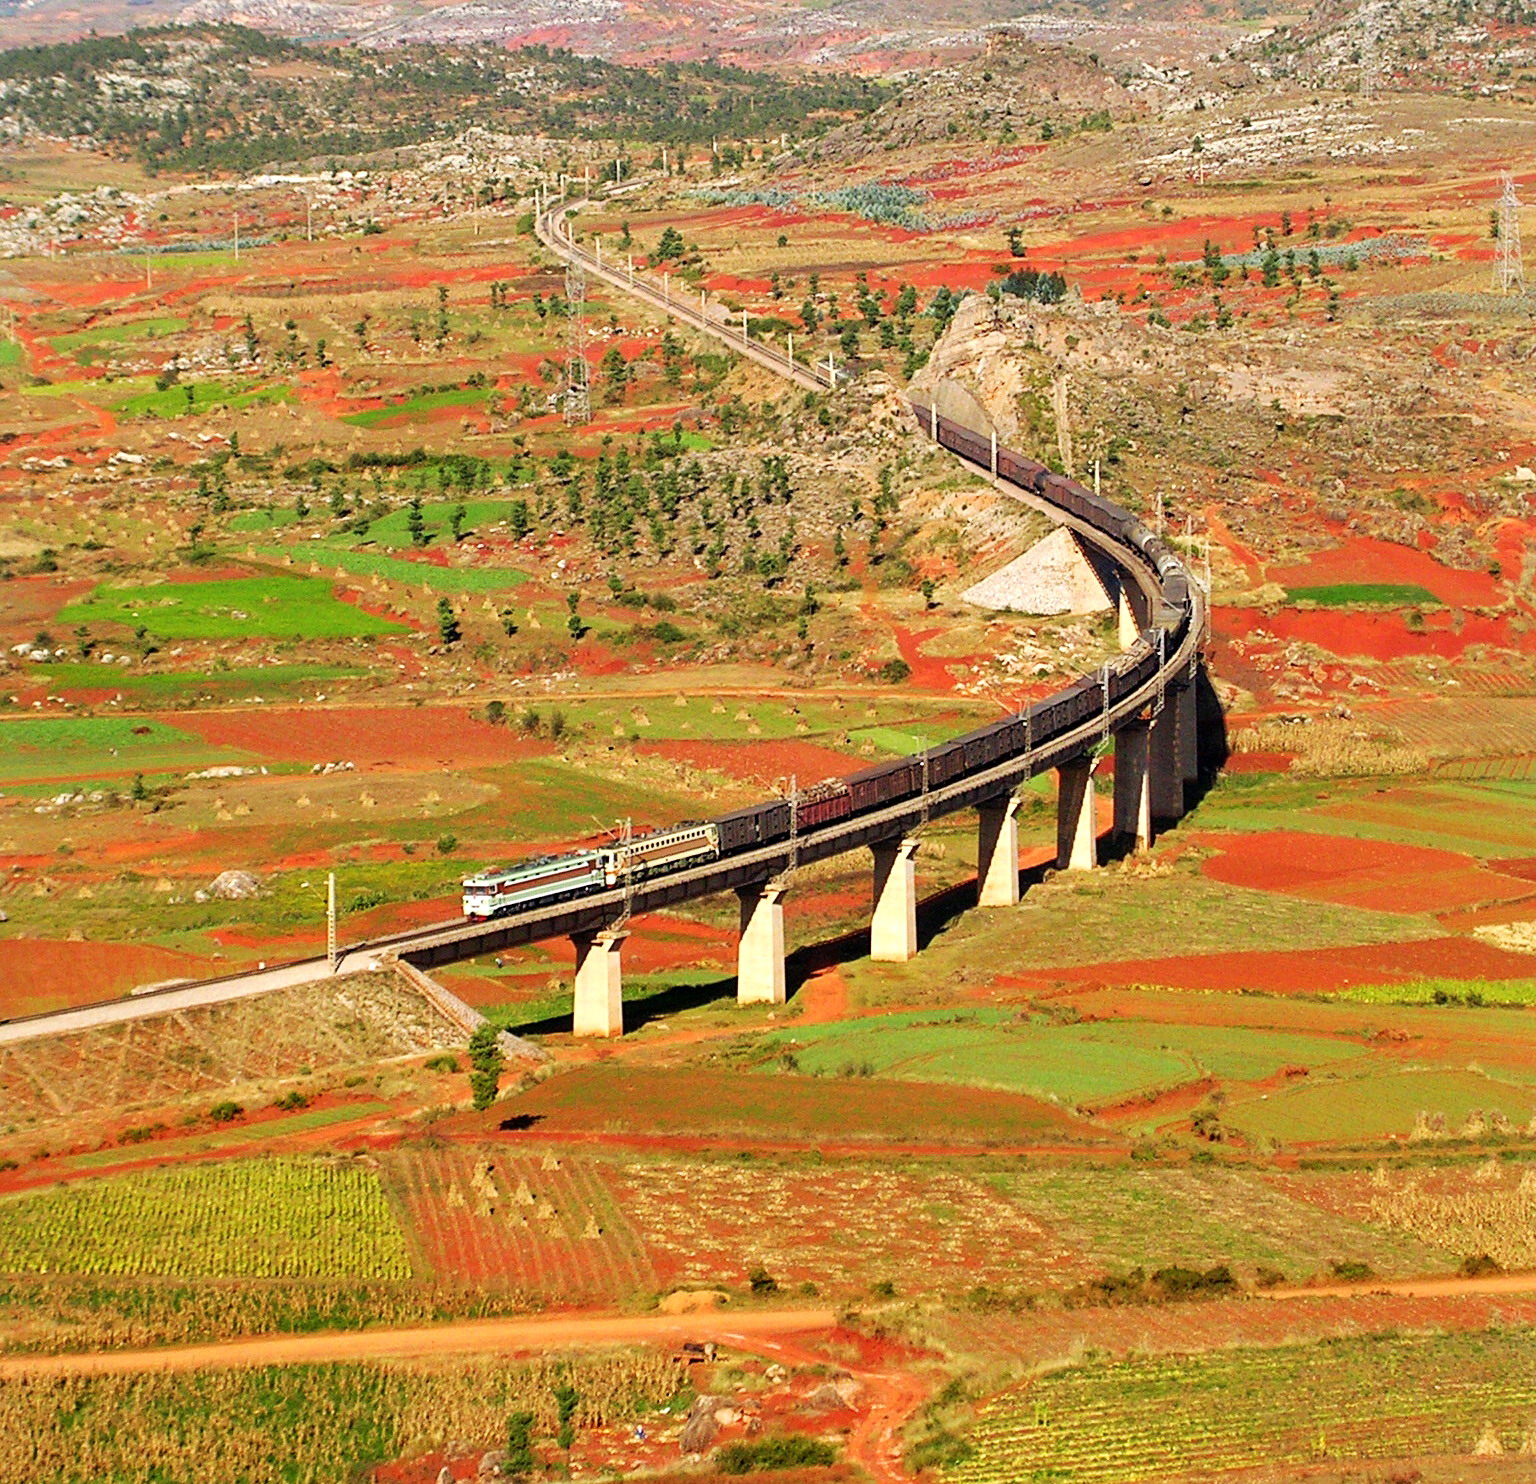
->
[572,929,627,1037]
[1114,719,1153,854]
[1117,588,1141,650]
[1149,698,1185,824]
[1056,756,1098,871]
[977,795,1021,908]
[870,837,919,962]
[1177,678,1200,789]
[736,882,786,1005]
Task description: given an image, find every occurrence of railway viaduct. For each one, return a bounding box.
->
[384,193,1212,1036]
[0,189,1212,1052]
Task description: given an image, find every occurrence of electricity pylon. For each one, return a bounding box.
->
[563,259,592,424]
[1494,172,1526,295]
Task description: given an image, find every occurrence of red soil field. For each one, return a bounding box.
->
[640,739,862,785]
[491,1065,1111,1147]
[0,938,206,1014]
[1193,829,1536,913]
[1269,536,1503,608]
[1004,933,1536,996]
[1213,605,1535,661]
[171,705,554,768]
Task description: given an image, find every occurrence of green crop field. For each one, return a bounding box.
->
[0,715,247,783]
[50,316,188,357]
[265,545,528,594]
[950,1331,1536,1484]
[342,387,489,427]
[27,661,369,704]
[0,1158,413,1280]
[1338,976,1536,1006]
[763,1010,1364,1107]
[117,378,292,420]
[59,576,404,640]
[1223,1066,1536,1144]
[0,340,23,368]
[1003,1166,1450,1279]
[1285,582,1440,608]
[1190,775,1536,860]
[0,1350,683,1482]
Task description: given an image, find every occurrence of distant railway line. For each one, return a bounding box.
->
[0,186,1209,1048]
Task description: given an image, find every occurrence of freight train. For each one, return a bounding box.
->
[461,402,1196,922]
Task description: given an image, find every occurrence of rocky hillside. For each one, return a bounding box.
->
[813,38,1143,162]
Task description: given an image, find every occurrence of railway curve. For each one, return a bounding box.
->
[0,189,1210,1048]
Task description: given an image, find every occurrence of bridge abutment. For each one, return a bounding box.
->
[870,837,919,962]
[736,882,786,1005]
[571,929,627,1037]
[1056,757,1098,871]
[976,795,1021,907]
[1114,720,1153,854]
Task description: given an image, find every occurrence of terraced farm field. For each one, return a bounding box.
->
[0,1158,413,1280]
[950,1331,1536,1484]
[382,1146,655,1297]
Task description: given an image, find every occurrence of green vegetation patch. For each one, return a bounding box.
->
[763,1011,1360,1107]
[1338,976,1536,1007]
[0,715,245,783]
[951,1332,1536,1484]
[1192,775,1536,860]
[1224,1067,1535,1145]
[341,388,489,427]
[843,874,1436,1008]
[0,1350,680,1482]
[60,575,403,639]
[505,1064,1094,1144]
[0,1158,413,1280]
[1005,1166,1449,1279]
[61,1103,393,1172]
[50,316,188,355]
[0,340,23,369]
[268,545,527,594]
[1285,582,1440,608]
[117,378,292,420]
[30,661,369,703]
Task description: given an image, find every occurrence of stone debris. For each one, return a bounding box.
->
[207,869,261,900]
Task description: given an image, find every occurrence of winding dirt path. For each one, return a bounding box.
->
[0,1307,839,1379]
[0,1305,933,1481]
[1262,1270,1536,1302]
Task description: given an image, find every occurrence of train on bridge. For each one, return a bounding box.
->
[462,404,1195,924]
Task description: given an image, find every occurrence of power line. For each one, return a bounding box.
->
[563,257,592,425]
[1494,171,1526,295]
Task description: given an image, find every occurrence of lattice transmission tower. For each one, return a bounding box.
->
[1494,173,1526,295]
[563,258,592,425]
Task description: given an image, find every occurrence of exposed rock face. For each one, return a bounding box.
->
[962,527,1117,616]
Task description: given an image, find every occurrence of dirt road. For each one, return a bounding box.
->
[1263,1271,1536,1302]
[0,1307,839,1379]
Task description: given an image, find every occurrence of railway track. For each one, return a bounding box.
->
[0,186,1205,1049]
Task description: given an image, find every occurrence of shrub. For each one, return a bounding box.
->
[425,1053,460,1074]
[208,1101,244,1124]
[436,834,458,855]
[878,657,911,685]
[717,1436,837,1473]
[272,1092,309,1112]
[747,1266,780,1295]
[468,1025,504,1111]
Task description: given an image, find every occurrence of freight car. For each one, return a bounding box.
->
[461,402,1196,924]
